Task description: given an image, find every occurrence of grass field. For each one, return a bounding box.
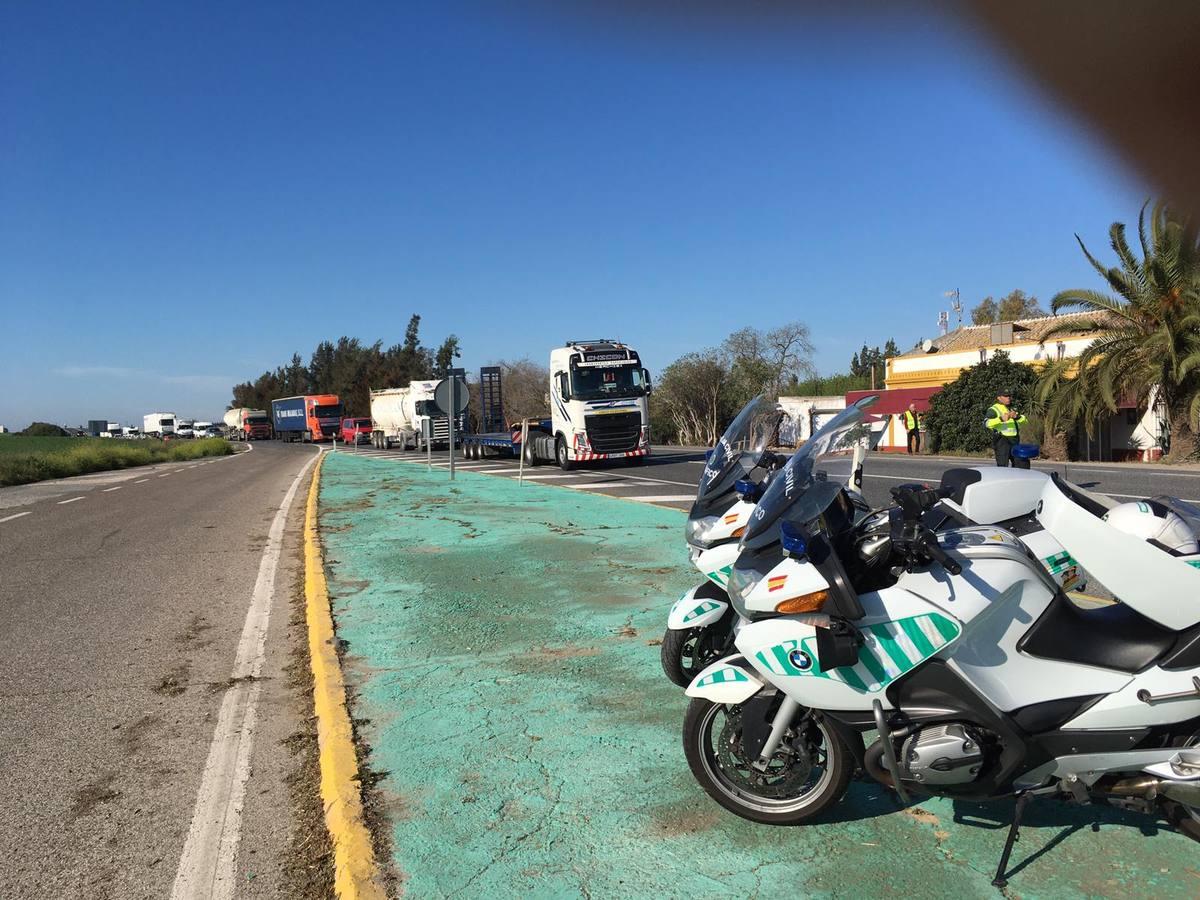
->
[0,435,234,486]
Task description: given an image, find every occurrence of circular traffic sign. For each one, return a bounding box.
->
[433,377,470,416]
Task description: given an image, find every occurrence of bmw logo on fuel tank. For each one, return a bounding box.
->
[788,648,814,671]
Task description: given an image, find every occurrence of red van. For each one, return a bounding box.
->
[340,417,374,445]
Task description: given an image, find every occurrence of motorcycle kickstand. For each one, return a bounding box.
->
[991,791,1033,889]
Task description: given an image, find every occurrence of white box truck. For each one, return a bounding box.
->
[143,412,176,437]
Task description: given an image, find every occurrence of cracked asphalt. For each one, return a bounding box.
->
[319,452,1200,898]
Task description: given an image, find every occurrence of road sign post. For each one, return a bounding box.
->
[433,374,470,481]
[423,418,432,471]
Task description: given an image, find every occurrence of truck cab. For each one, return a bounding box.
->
[549,340,651,469]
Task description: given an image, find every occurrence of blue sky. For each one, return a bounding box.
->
[1,3,1147,427]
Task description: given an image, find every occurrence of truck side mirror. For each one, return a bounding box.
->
[558,372,571,401]
[642,368,652,395]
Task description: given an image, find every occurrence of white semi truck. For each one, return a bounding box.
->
[368,386,415,449]
[462,340,652,470]
[368,380,465,450]
[143,412,176,437]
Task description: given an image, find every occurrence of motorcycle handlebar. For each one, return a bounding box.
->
[917,531,963,576]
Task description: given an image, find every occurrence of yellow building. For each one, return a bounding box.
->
[873,313,1163,460]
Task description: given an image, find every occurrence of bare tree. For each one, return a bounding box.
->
[656,351,730,446]
[487,358,549,424]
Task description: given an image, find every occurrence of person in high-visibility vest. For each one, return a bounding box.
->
[903,403,921,454]
[985,388,1027,467]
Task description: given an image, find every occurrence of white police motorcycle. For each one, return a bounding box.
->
[683,396,1200,886]
[660,396,794,686]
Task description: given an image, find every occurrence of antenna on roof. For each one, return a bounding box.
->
[937,310,949,336]
[943,288,962,329]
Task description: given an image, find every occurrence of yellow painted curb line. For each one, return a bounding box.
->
[304,453,388,899]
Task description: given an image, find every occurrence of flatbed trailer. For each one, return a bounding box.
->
[461,418,554,462]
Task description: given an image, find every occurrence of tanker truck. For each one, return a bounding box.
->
[223,408,273,441]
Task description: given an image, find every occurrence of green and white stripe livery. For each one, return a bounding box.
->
[753,612,960,694]
[694,665,750,688]
[683,599,723,624]
[706,565,734,587]
[1042,550,1078,577]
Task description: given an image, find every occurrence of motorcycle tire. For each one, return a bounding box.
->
[660,622,729,688]
[683,697,852,826]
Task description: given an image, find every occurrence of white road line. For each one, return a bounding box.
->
[565,483,623,490]
[187,465,198,469]
[629,494,694,503]
[159,473,172,478]
[502,473,579,480]
[57,497,84,505]
[102,486,123,492]
[135,479,150,484]
[171,450,319,900]
[0,511,32,523]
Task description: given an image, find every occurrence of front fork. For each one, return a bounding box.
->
[751,695,800,772]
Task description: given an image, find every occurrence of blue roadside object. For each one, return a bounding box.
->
[1011,443,1040,460]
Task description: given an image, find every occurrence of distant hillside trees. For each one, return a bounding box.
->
[229,314,460,416]
[20,422,69,437]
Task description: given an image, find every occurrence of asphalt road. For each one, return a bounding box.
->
[336,442,1200,511]
[0,440,319,900]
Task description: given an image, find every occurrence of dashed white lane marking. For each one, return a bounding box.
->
[57,497,84,505]
[629,494,694,503]
[504,474,579,481]
[171,449,319,900]
[102,486,123,492]
[135,479,150,484]
[0,511,32,523]
[564,483,622,490]
[188,465,198,469]
[159,473,172,478]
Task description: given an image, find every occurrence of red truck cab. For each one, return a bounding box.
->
[340,417,373,444]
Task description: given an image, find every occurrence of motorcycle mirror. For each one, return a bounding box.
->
[779,521,808,557]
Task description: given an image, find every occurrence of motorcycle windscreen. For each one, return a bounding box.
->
[1036,475,1200,630]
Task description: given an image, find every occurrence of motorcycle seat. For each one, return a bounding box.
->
[1017,591,1177,674]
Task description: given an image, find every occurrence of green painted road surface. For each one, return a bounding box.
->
[319,453,1198,898]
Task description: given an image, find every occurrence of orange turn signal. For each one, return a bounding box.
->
[774,590,829,614]
[730,526,746,539]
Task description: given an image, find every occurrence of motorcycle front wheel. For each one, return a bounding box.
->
[683,697,852,825]
[660,619,731,688]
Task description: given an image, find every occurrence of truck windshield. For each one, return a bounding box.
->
[354,419,371,427]
[570,365,645,401]
[159,419,173,427]
[247,416,269,425]
[313,404,343,419]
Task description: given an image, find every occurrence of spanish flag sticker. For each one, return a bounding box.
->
[724,513,739,524]
[768,575,787,592]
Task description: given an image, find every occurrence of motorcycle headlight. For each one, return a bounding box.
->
[686,514,720,550]
[727,562,764,605]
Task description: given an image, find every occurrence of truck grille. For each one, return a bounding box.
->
[585,412,641,453]
[430,418,450,440]
[320,423,338,437]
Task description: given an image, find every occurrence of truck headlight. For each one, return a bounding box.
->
[685,514,720,550]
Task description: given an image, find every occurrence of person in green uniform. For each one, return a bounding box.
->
[903,403,921,454]
[985,389,1027,466]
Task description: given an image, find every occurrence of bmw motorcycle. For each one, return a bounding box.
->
[682,396,1200,886]
[660,396,793,687]
[662,395,1075,689]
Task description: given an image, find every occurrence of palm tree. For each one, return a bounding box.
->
[1043,202,1200,461]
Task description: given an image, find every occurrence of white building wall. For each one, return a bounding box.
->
[778,395,846,445]
[890,336,1095,376]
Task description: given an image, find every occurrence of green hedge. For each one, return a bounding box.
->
[0,437,234,487]
[924,352,1040,453]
